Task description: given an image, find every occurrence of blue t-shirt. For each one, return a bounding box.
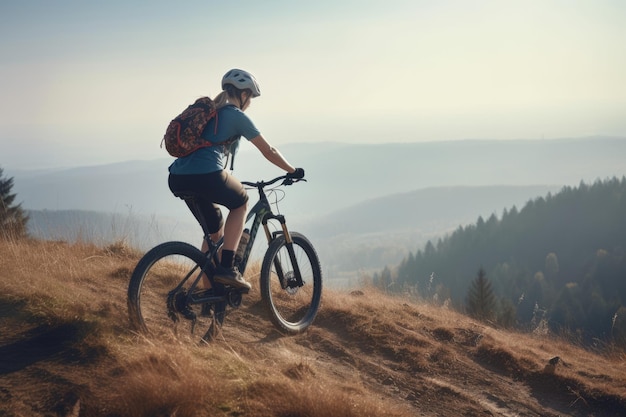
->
[168,105,261,175]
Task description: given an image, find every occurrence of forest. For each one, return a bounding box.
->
[373,177,626,346]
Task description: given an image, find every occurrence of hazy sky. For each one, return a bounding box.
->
[1,0,625,169]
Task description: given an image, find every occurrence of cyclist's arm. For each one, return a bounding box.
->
[250,135,296,173]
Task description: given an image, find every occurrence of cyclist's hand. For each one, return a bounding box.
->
[287,168,305,179]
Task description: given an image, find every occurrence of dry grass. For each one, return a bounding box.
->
[1,237,625,417]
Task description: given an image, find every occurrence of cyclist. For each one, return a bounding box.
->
[168,68,304,291]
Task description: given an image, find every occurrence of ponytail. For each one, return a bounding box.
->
[213,91,229,109]
[213,84,251,110]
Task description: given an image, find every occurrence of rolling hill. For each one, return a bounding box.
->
[25,183,562,276]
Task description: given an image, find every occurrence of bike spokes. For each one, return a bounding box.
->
[128,242,217,343]
[261,233,322,334]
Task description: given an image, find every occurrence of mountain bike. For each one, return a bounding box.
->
[127,174,322,342]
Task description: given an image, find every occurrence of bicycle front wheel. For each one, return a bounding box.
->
[260,232,322,334]
[127,241,215,342]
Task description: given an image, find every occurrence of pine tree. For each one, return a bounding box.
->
[379,266,393,292]
[467,267,496,321]
[0,167,29,239]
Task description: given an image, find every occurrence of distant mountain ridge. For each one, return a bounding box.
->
[9,137,626,218]
[305,184,562,238]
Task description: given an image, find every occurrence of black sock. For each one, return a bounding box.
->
[221,250,235,268]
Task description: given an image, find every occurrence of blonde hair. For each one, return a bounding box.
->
[213,85,251,109]
[213,90,230,109]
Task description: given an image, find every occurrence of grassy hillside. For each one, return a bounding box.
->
[1,237,625,416]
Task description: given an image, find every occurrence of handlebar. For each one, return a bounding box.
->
[241,175,306,190]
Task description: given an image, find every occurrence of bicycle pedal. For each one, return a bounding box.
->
[227,290,243,308]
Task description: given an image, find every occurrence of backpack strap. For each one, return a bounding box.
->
[222,136,240,171]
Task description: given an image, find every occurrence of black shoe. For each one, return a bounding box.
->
[213,266,252,291]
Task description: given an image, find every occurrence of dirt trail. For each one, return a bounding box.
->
[219,291,626,417]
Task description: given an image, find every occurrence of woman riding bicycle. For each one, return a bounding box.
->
[168,69,304,291]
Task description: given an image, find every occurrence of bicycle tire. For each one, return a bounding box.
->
[127,241,216,342]
[260,232,322,334]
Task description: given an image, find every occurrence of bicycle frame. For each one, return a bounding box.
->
[179,175,304,300]
[128,173,319,340]
[238,179,297,278]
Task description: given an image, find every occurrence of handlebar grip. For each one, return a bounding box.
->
[286,168,305,179]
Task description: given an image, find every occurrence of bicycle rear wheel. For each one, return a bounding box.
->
[127,241,218,343]
[260,232,322,334]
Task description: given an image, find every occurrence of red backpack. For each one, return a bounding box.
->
[161,97,218,157]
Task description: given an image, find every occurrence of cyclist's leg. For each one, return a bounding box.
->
[169,171,250,289]
[212,171,249,261]
[169,172,225,289]
[210,172,251,289]
[191,201,223,289]
[223,203,246,252]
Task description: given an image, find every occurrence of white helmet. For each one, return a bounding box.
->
[222,69,261,97]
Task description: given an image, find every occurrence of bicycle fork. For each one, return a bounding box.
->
[263,214,305,289]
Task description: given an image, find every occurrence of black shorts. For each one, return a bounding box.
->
[168,171,248,234]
